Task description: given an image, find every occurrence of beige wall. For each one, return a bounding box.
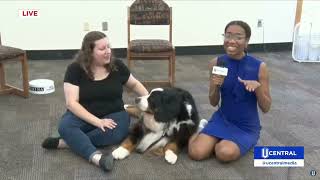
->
[0,0,300,50]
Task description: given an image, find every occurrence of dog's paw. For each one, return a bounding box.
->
[165,149,178,164]
[124,104,130,110]
[112,146,130,160]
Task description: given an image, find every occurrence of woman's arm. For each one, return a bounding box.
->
[64,82,113,130]
[255,63,272,113]
[125,74,149,96]
[208,58,224,107]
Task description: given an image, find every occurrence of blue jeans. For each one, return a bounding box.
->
[58,110,130,160]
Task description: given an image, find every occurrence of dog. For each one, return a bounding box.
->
[112,87,200,164]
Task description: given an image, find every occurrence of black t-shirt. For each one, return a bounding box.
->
[64,59,130,118]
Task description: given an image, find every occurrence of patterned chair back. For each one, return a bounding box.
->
[129,0,170,25]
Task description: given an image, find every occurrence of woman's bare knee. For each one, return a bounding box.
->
[215,149,238,162]
[188,145,210,161]
[188,134,218,161]
[215,141,240,162]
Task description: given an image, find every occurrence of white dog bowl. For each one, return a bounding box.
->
[29,79,55,94]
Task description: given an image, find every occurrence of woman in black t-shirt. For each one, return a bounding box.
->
[41,31,148,171]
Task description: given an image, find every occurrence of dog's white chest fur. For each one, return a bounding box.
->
[136,131,166,152]
[135,113,167,152]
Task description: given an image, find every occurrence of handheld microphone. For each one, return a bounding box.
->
[212,59,228,76]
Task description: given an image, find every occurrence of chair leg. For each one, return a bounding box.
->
[0,54,29,98]
[0,62,14,95]
[21,53,29,98]
[0,62,6,89]
[172,51,176,85]
[4,54,29,98]
[127,52,132,69]
[169,52,175,87]
[168,57,172,86]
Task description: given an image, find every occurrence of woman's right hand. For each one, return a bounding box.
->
[97,118,117,132]
[211,74,225,86]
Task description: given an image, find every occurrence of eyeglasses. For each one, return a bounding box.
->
[222,33,246,41]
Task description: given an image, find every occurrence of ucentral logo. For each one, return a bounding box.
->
[261,148,269,159]
[261,149,298,157]
[254,146,304,167]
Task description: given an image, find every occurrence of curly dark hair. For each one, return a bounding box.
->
[74,31,117,80]
[224,20,251,39]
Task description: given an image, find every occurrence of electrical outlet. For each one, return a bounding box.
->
[83,22,90,31]
[257,19,263,28]
[102,21,108,31]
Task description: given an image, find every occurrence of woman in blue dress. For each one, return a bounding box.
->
[188,21,271,162]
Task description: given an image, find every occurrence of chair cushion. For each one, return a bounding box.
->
[129,39,173,53]
[0,45,25,61]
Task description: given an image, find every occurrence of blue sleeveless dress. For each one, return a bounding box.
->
[201,54,262,156]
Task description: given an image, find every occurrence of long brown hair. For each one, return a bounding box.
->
[74,31,117,79]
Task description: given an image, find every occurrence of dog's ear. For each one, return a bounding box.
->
[154,92,181,122]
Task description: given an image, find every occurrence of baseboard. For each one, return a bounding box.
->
[27,42,292,60]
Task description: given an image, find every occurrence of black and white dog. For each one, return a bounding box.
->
[112,87,200,164]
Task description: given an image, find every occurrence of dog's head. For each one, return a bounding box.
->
[135,88,183,123]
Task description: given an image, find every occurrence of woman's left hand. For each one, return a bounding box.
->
[238,77,261,92]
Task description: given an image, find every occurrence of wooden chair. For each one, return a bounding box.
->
[0,33,29,98]
[127,0,175,87]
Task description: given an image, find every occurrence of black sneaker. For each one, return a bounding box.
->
[99,154,114,171]
[41,137,60,149]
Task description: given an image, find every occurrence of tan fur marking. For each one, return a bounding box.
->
[125,105,142,119]
[121,138,137,153]
[149,147,165,156]
[164,142,179,154]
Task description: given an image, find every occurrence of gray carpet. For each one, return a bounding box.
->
[0,51,319,180]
